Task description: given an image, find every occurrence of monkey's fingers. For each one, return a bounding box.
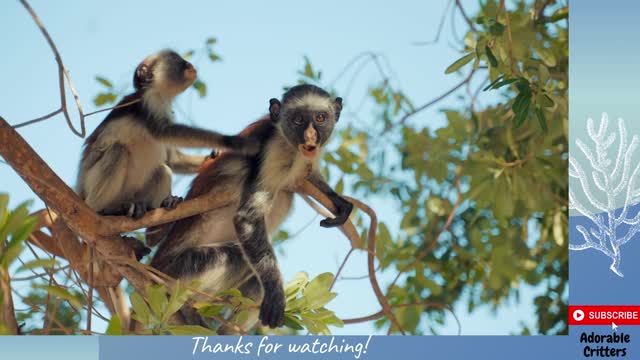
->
[161,195,183,210]
[131,202,149,219]
[319,212,349,228]
[320,202,354,228]
[259,292,285,328]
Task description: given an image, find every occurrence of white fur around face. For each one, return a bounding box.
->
[287,93,334,112]
[259,134,319,193]
[142,87,175,121]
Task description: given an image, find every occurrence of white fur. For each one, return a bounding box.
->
[83,117,168,210]
[287,93,334,112]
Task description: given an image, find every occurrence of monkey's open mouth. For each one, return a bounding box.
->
[299,144,318,158]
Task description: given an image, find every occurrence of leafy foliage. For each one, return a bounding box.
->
[295,0,568,335]
[123,272,341,335]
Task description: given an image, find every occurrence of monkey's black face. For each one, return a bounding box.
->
[281,107,336,159]
[271,84,344,159]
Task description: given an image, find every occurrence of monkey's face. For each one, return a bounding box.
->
[280,102,337,159]
[271,85,344,160]
[134,50,197,97]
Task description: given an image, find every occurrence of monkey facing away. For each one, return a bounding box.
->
[76,49,257,222]
[151,84,353,331]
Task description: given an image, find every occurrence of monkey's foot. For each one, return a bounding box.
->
[131,202,150,219]
[161,195,183,210]
[122,235,151,260]
[259,287,285,328]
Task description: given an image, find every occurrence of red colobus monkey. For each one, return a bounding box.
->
[151,84,353,331]
[77,49,257,221]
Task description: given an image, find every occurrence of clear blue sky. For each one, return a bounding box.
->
[0,0,541,335]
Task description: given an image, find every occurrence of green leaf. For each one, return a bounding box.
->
[106,315,123,335]
[485,46,498,67]
[17,258,59,272]
[535,106,548,133]
[206,37,218,45]
[147,285,167,317]
[483,75,504,91]
[130,292,151,325]
[94,93,117,106]
[512,90,532,128]
[485,78,519,91]
[192,80,207,98]
[283,314,304,330]
[445,52,475,74]
[489,21,506,36]
[208,53,221,62]
[182,50,194,59]
[95,76,113,88]
[285,272,309,302]
[36,285,82,309]
[168,325,216,335]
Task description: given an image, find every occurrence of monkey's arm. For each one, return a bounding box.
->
[153,124,259,154]
[166,148,208,174]
[233,186,285,328]
[306,170,353,228]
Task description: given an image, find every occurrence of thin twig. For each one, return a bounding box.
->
[454,0,477,33]
[329,249,354,291]
[388,69,476,133]
[498,0,518,75]
[19,0,86,137]
[413,0,454,46]
[83,99,141,118]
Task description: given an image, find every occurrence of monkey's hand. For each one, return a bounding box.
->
[320,199,353,228]
[160,195,183,210]
[223,135,261,156]
[259,285,285,328]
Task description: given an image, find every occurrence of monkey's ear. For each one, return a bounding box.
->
[269,98,281,122]
[334,97,343,122]
[133,62,153,91]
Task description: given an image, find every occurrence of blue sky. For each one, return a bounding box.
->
[0,0,542,335]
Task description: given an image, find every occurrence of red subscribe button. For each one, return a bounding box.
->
[569,305,640,325]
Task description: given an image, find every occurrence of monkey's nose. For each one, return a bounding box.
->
[184,63,197,79]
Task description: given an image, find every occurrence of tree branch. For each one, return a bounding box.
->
[18,0,86,137]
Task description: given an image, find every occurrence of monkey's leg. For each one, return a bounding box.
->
[217,277,262,335]
[306,171,353,227]
[233,189,285,329]
[140,164,184,245]
[84,143,131,215]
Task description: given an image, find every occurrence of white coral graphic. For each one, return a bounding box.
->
[569,113,640,277]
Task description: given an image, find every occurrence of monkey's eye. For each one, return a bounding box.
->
[293,115,303,125]
[315,112,327,123]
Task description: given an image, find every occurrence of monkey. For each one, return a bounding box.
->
[150,84,353,332]
[76,50,257,258]
[77,49,258,220]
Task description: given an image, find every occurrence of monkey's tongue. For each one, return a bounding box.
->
[299,144,318,158]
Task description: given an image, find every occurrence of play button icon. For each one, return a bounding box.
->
[573,309,585,322]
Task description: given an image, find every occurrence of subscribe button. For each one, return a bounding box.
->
[569,305,640,325]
